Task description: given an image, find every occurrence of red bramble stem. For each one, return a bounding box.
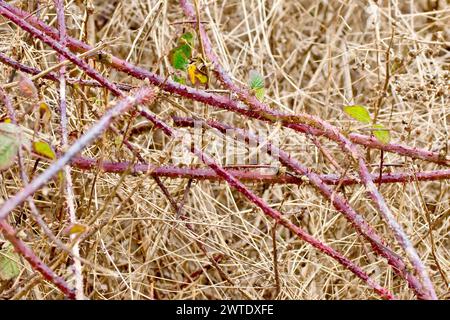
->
[0,1,447,166]
[71,157,450,186]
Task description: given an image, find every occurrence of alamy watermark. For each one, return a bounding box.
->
[170,120,312,169]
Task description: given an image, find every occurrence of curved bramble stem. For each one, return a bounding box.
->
[0,51,134,91]
[192,147,396,299]
[0,88,76,299]
[0,8,194,278]
[0,4,122,96]
[179,0,436,299]
[70,157,450,186]
[0,88,65,248]
[132,107,395,299]
[0,87,156,221]
[0,220,76,299]
[0,15,177,232]
[1,87,394,297]
[1,1,447,166]
[0,1,434,298]
[54,0,84,300]
[1,52,445,171]
[170,116,428,298]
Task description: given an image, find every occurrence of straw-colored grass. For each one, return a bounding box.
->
[0,0,448,299]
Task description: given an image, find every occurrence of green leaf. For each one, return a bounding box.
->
[32,141,56,160]
[343,105,372,124]
[373,123,391,144]
[169,32,195,71]
[0,123,21,171]
[249,70,264,100]
[169,46,190,71]
[249,70,264,90]
[0,243,21,281]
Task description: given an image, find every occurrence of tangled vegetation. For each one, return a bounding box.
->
[0,0,448,300]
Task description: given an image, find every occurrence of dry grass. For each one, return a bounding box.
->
[0,0,448,299]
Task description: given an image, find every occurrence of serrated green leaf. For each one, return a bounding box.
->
[249,70,264,90]
[32,141,56,160]
[0,243,21,281]
[343,105,372,124]
[0,123,21,171]
[373,123,391,144]
[178,44,192,61]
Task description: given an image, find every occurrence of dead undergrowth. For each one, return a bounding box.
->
[0,0,448,299]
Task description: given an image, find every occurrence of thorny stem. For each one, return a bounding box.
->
[172,117,427,298]
[179,0,436,299]
[0,1,444,299]
[0,51,446,169]
[0,52,134,91]
[134,108,395,299]
[0,88,76,299]
[0,88,64,248]
[0,88,108,291]
[0,4,123,96]
[0,8,201,297]
[0,220,76,299]
[70,157,450,186]
[1,1,448,166]
[0,87,157,221]
[0,7,178,240]
[54,0,84,300]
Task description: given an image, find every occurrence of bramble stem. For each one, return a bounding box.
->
[54,0,84,300]
[71,157,450,186]
[0,87,156,221]
[0,87,76,299]
[133,108,395,299]
[0,1,443,299]
[0,51,134,91]
[172,116,428,298]
[0,220,76,299]
[1,1,447,166]
[179,0,436,299]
